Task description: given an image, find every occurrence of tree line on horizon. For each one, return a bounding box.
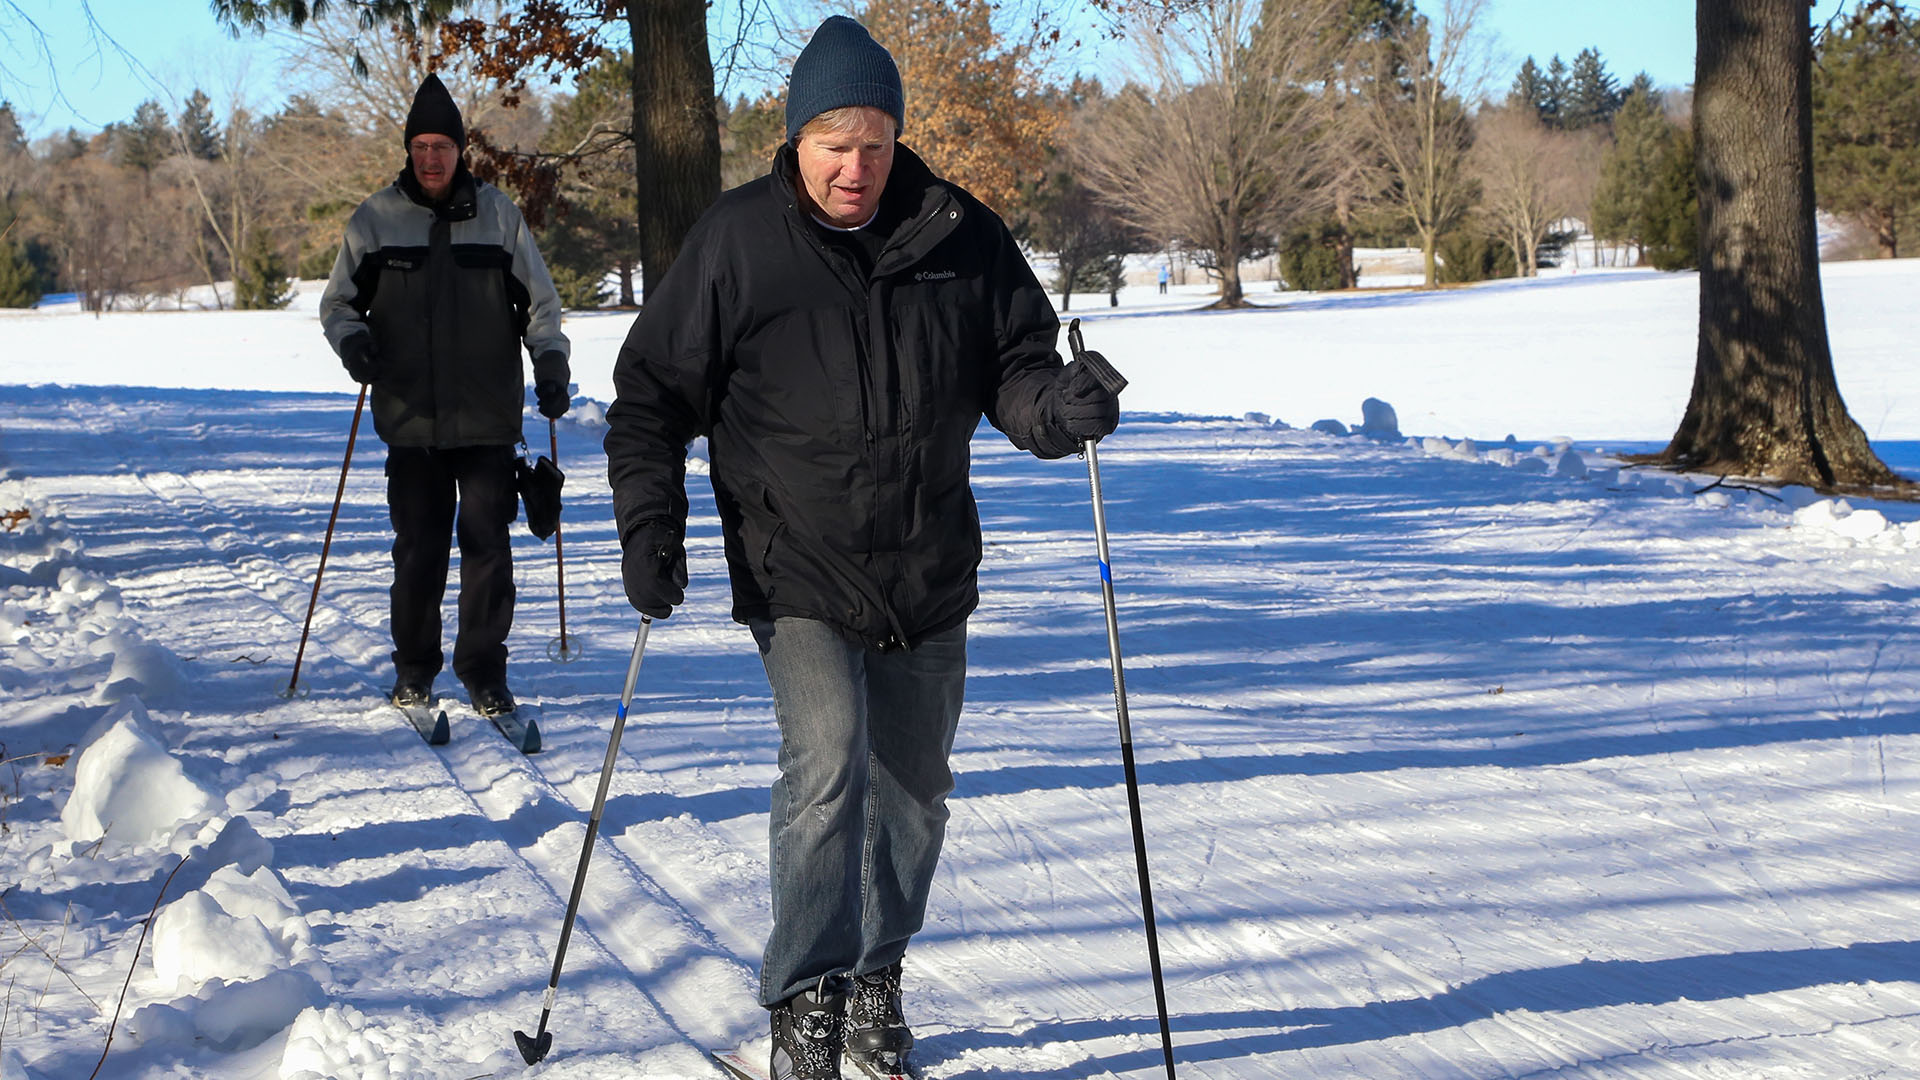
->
[1,0,1911,316]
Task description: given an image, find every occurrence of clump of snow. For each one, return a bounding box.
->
[1244,411,1271,425]
[568,398,609,427]
[1793,498,1897,543]
[1358,397,1400,440]
[152,863,321,987]
[1312,418,1349,436]
[194,968,327,1051]
[280,1004,430,1080]
[153,890,291,987]
[1554,449,1588,479]
[59,702,216,845]
[177,815,275,876]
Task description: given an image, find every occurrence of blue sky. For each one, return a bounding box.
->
[0,0,1708,140]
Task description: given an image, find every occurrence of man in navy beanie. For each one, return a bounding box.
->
[605,16,1123,1080]
[320,74,572,731]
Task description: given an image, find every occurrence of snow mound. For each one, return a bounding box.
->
[280,1004,431,1080]
[196,968,326,1051]
[59,702,216,845]
[153,890,291,987]
[153,864,321,988]
[1792,498,1903,544]
[1358,397,1401,440]
[178,815,275,876]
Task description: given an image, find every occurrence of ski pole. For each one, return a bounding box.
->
[1069,320,1176,1080]
[283,383,367,698]
[515,614,653,1065]
[546,418,581,662]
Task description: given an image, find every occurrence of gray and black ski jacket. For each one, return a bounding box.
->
[604,143,1093,650]
[321,165,569,449]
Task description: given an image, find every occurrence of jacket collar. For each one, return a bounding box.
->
[772,141,960,268]
[397,160,480,222]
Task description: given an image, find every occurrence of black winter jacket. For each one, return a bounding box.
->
[604,144,1093,649]
[320,164,570,448]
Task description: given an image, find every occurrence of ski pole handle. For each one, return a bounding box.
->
[1067,318,1128,396]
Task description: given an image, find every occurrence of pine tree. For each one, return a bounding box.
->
[0,101,24,157]
[1590,85,1672,255]
[1542,55,1570,128]
[0,241,39,307]
[178,90,221,161]
[1508,57,1550,118]
[1021,164,1142,312]
[1812,6,1920,257]
[116,100,173,172]
[1642,125,1698,271]
[539,50,641,306]
[233,227,294,309]
[1561,47,1622,130]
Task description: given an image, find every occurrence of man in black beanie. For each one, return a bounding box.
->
[320,73,572,727]
[604,16,1123,1080]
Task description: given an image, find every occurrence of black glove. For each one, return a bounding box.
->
[1054,355,1121,442]
[535,379,569,420]
[621,519,687,619]
[340,333,382,385]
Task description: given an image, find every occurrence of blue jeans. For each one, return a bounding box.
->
[751,617,967,1007]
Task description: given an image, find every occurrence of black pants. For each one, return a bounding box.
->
[385,444,517,689]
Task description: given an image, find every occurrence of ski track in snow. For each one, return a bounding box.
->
[7,266,1920,1078]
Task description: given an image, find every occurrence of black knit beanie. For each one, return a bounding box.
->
[403,73,466,149]
[784,16,904,143]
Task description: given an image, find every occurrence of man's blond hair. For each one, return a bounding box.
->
[796,105,900,143]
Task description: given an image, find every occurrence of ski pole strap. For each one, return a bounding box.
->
[1066,318,1128,396]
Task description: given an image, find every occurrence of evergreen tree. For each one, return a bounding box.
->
[539,50,640,306]
[178,90,221,161]
[1561,47,1622,130]
[1021,165,1142,312]
[1812,5,1920,257]
[1623,70,1658,108]
[1508,56,1550,118]
[0,241,39,307]
[1642,125,1698,271]
[0,101,24,157]
[1590,85,1673,255]
[1542,55,1570,128]
[233,227,294,309]
[1279,218,1352,291]
[116,100,173,172]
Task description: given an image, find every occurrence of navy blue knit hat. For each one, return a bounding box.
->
[784,16,904,142]
[403,73,466,150]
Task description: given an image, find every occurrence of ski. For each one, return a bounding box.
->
[712,1049,767,1080]
[709,1048,916,1080]
[395,703,449,746]
[483,705,541,754]
[845,1052,919,1080]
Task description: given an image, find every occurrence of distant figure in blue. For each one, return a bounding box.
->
[1157,262,1170,294]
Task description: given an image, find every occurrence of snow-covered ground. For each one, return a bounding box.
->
[4,259,1920,1079]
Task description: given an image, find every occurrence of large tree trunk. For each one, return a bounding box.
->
[1644,0,1902,492]
[628,0,721,303]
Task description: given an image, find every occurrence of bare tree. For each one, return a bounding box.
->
[1075,0,1345,307]
[1637,0,1903,491]
[1468,103,1579,275]
[1355,0,1489,287]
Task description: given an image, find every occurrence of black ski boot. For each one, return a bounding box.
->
[844,961,912,1078]
[468,682,516,718]
[391,680,432,708]
[770,979,846,1080]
